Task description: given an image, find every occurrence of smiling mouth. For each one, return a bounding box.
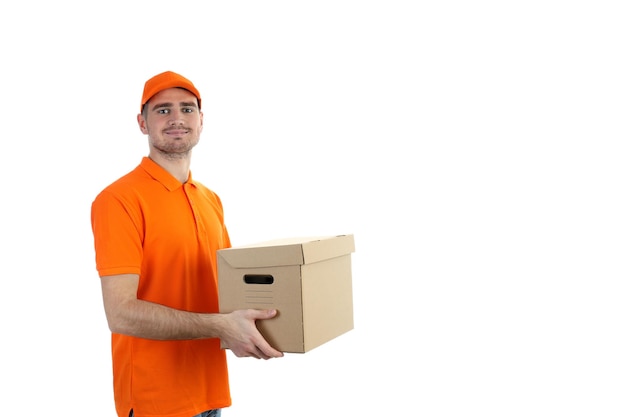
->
[165,129,189,136]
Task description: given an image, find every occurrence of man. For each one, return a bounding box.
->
[91,71,283,417]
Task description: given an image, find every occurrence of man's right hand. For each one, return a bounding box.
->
[220,309,284,360]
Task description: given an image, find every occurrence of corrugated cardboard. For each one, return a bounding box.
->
[218,234,355,353]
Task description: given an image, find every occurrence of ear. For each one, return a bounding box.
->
[137,113,148,134]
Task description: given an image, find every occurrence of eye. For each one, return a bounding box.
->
[182,107,194,113]
[157,108,171,114]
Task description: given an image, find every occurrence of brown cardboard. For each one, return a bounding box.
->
[218,234,355,353]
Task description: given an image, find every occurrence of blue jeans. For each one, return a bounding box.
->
[129,409,221,417]
[195,410,221,417]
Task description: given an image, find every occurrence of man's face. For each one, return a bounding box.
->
[138,87,203,157]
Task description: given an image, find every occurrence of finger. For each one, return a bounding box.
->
[256,348,269,360]
[257,342,284,359]
[254,308,277,319]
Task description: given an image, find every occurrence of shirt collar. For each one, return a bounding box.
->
[139,157,196,191]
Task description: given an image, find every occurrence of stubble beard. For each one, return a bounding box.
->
[150,134,199,160]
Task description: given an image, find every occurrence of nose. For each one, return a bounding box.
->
[168,109,185,126]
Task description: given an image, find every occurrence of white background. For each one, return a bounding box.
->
[1,1,626,416]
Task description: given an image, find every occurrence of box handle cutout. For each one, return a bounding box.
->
[243,274,274,285]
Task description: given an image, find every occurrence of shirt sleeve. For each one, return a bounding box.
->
[91,189,144,277]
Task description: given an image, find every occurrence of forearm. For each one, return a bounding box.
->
[99,274,282,358]
[107,298,227,341]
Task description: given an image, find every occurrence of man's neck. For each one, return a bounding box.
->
[148,152,192,183]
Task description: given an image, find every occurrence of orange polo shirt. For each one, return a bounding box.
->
[91,157,232,417]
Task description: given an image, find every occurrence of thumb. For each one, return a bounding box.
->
[262,309,278,319]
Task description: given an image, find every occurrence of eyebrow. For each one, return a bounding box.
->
[152,101,199,110]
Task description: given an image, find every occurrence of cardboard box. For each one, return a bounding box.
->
[218,234,355,353]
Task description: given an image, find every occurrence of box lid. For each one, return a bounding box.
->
[217,234,355,268]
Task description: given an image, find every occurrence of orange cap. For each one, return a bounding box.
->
[140,71,201,112]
